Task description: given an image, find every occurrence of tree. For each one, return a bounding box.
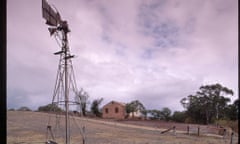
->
[172,111,187,123]
[148,108,172,121]
[75,88,89,116]
[197,83,233,120]
[125,100,145,118]
[181,95,205,123]
[38,103,62,112]
[225,99,239,120]
[18,106,31,111]
[125,103,134,118]
[181,83,234,124]
[90,98,103,117]
[161,107,172,121]
[148,109,161,120]
[141,109,148,119]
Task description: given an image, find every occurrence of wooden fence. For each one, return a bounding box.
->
[186,125,234,137]
[161,125,236,143]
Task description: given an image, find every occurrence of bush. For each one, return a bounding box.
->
[38,103,62,112]
[172,111,187,123]
[90,98,103,117]
[184,117,193,123]
[18,106,32,111]
[8,108,15,111]
[215,119,238,133]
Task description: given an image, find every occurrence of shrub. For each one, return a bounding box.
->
[8,108,15,111]
[18,106,32,111]
[38,103,62,112]
[172,111,187,123]
[184,117,193,123]
[215,119,238,133]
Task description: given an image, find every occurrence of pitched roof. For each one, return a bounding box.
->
[103,100,126,107]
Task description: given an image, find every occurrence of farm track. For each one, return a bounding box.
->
[7,111,238,144]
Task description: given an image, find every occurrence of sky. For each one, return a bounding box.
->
[7,0,238,112]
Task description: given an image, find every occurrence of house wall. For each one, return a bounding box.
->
[129,110,142,118]
[102,101,125,119]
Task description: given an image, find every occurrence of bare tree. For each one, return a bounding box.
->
[75,88,89,116]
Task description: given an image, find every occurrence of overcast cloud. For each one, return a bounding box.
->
[7,0,238,112]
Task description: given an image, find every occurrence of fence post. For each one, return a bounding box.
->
[173,126,176,135]
[82,126,85,144]
[187,125,189,135]
[230,132,234,144]
[223,128,226,139]
[197,126,200,136]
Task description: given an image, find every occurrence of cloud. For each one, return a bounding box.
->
[7,0,238,112]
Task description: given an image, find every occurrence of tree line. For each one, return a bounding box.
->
[11,83,238,125]
[180,83,238,124]
[115,83,238,124]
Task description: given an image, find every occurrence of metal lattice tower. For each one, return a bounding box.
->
[51,23,76,144]
[42,1,81,144]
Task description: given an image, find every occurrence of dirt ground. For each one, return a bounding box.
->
[7,111,238,144]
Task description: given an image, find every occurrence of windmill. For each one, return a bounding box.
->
[42,0,85,144]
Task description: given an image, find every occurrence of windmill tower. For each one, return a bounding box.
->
[42,1,83,144]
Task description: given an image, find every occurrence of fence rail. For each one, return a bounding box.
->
[161,125,235,143]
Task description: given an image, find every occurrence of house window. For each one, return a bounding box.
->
[105,108,108,114]
[115,107,119,113]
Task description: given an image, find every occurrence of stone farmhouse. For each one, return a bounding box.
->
[102,101,126,119]
[102,100,144,120]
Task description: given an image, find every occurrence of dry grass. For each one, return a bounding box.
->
[7,111,238,144]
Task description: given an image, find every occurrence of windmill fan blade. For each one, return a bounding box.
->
[42,0,61,26]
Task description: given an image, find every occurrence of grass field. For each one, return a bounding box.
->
[7,111,238,144]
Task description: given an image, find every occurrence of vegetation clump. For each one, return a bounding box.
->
[38,103,62,112]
